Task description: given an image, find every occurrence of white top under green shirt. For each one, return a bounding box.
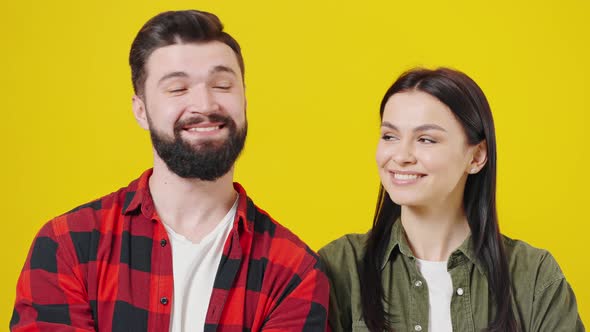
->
[163,196,239,332]
[416,258,453,332]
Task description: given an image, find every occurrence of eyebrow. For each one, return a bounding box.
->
[381,121,447,133]
[210,65,237,76]
[157,71,189,85]
[157,66,238,85]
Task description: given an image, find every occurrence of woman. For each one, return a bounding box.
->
[319,68,584,332]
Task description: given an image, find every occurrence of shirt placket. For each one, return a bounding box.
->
[148,211,174,331]
[406,255,429,332]
[448,255,475,332]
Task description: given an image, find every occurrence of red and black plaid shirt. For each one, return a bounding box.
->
[11,169,329,331]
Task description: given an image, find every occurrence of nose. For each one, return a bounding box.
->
[391,140,416,165]
[187,84,220,114]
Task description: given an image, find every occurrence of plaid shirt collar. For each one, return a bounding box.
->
[121,168,253,233]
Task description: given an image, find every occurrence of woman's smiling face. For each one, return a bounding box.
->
[376,90,484,209]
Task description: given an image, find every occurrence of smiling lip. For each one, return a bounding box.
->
[182,122,225,135]
[389,170,426,185]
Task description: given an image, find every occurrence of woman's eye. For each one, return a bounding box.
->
[381,134,398,141]
[213,85,231,90]
[418,137,436,144]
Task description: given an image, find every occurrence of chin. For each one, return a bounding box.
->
[391,200,420,207]
[387,192,426,207]
[389,192,432,207]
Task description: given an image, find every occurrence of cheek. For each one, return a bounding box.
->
[150,98,184,121]
[375,142,391,167]
[417,151,446,172]
[421,152,470,192]
[220,92,245,111]
[219,100,246,126]
[417,146,463,172]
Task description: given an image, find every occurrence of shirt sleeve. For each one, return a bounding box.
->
[10,219,96,331]
[318,238,359,332]
[260,258,330,331]
[318,253,346,332]
[530,252,585,332]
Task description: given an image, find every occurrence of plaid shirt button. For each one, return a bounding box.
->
[160,239,167,247]
[160,297,169,305]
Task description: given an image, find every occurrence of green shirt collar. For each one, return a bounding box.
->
[381,219,486,275]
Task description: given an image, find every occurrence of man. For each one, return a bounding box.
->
[11,10,329,331]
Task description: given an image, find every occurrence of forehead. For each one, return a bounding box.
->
[145,41,243,82]
[383,90,459,128]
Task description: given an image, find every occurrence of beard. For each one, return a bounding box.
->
[147,112,247,181]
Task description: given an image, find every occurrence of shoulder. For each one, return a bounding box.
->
[502,235,565,296]
[54,171,149,228]
[501,236,584,330]
[51,183,133,231]
[33,179,137,258]
[317,232,369,328]
[319,233,368,266]
[318,232,369,285]
[24,180,135,277]
[246,197,321,275]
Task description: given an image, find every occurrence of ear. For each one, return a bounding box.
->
[132,95,150,131]
[467,140,488,174]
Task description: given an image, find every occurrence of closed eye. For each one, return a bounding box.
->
[213,85,231,90]
[212,81,233,90]
[168,88,188,94]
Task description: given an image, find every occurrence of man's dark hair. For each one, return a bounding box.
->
[129,10,244,96]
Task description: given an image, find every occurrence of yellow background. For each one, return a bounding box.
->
[1,0,588,327]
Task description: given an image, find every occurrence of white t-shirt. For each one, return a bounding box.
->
[416,258,454,332]
[164,197,239,332]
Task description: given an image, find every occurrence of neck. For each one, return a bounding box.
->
[400,203,470,262]
[149,156,237,243]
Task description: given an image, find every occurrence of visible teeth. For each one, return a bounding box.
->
[394,173,420,180]
[187,126,220,132]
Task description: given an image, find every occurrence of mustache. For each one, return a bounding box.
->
[174,113,233,131]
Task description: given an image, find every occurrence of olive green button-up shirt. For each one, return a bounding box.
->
[318,221,584,331]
